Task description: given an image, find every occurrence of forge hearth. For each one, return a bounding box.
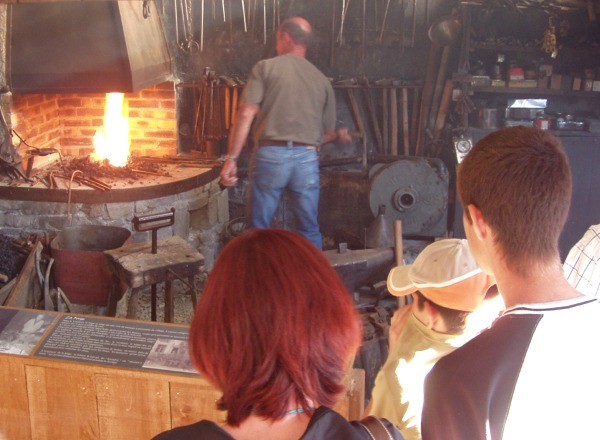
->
[0,161,227,270]
[0,71,229,269]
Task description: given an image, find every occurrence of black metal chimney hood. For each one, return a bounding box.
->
[9,1,172,94]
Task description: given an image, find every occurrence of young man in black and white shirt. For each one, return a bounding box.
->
[421,126,600,439]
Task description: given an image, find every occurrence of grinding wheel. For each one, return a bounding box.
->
[368,157,449,236]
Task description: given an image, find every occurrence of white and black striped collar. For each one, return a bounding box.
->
[503,296,599,316]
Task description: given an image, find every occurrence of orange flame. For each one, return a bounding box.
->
[92,93,130,167]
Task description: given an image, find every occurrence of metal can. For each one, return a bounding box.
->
[536,118,550,130]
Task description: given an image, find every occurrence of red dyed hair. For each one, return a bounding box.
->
[189,229,362,426]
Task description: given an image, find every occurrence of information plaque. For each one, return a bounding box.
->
[34,314,196,374]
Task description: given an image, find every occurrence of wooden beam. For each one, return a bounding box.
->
[390,88,398,155]
[402,88,410,156]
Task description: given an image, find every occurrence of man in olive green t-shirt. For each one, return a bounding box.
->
[220,16,350,249]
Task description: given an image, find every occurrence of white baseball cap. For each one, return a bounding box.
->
[387,239,495,312]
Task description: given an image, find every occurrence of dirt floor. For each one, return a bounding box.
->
[67,274,206,325]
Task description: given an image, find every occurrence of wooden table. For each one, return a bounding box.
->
[104,236,204,322]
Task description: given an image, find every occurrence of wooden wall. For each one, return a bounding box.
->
[0,336,364,439]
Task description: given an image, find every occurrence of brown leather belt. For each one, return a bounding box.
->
[257,140,311,147]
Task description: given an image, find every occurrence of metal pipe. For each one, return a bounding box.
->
[378,0,391,44]
[200,0,205,51]
[241,0,247,32]
[263,0,267,45]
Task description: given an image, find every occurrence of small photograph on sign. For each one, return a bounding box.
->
[143,338,196,374]
[0,309,55,355]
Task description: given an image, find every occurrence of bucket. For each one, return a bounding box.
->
[51,225,131,306]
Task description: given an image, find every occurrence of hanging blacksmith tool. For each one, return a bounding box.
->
[361,0,366,61]
[400,0,405,52]
[208,69,217,120]
[402,88,410,155]
[378,0,391,44]
[390,87,398,155]
[330,0,336,68]
[241,0,247,32]
[338,0,351,46]
[425,0,429,36]
[263,0,267,45]
[411,0,417,48]
[362,82,383,153]
[200,0,205,51]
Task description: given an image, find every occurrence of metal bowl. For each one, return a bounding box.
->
[428,15,461,46]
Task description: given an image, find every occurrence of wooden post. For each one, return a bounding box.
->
[390,88,398,155]
[382,88,389,154]
[346,89,365,134]
[434,79,454,141]
[394,220,403,267]
[364,88,384,153]
[394,220,409,307]
[402,88,410,155]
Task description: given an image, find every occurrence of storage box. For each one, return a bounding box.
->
[508,80,538,88]
[508,67,525,81]
[587,119,600,133]
[539,64,553,78]
[561,75,573,90]
[471,76,491,87]
[550,74,562,90]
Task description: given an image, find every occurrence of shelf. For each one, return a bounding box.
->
[468,127,600,138]
[470,86,600,98]
[470,43,600,56]
[470,44,544,54]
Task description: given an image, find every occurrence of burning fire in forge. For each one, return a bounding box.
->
[92,93,130,167]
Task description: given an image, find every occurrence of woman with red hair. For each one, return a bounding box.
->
[154,228,402,440]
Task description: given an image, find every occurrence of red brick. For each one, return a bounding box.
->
[37,121,58,133]
[140,110,170,119]
[62,137,92,146]
[144,129,176,138]
[132,119,150,128]
[140,90,175,101]
[78,108,105,118]
[57,98,84,107]
[130,138,155,147]
[58,108,78,118]
[157,139,177,151]
[158,100,176,110]
[81,128,98,137]
[62,119,84,127]
[153,82,175,91]
[128,99,159,109]
[126,133,141,142]
[22,94,45,106]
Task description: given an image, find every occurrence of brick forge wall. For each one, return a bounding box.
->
[9,81,177,159]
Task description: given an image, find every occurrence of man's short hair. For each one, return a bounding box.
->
[278,19,313,47]
[458,127,572,273]
[414,292,470,334]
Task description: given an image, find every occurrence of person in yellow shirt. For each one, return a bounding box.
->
[366,239,501,440]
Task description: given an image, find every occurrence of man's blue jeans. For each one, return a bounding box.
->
[248,145,322,249]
